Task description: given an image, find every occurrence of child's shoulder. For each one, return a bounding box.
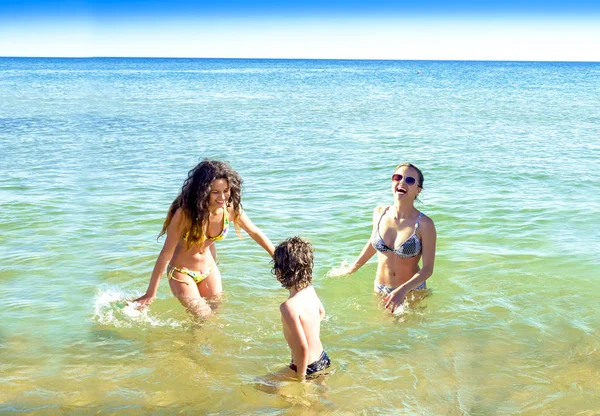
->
[282,287,321,309]
[279,298,299,319]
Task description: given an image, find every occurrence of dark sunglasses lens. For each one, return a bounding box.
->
[391,174,402,181]
[405,177,416,185]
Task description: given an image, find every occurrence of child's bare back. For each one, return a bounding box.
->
[273,237,331,379]
[281,286,325,364]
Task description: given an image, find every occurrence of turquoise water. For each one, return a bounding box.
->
[1,58,599,414]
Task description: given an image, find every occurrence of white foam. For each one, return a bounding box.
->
[92,287,182,329]
[325,260,353,278]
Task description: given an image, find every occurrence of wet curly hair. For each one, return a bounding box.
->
[272,236,314,291]
[159,159,243,248]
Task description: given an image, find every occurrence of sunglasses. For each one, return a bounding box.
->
[391,174,418,186]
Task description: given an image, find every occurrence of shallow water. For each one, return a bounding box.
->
[1,58,599,414]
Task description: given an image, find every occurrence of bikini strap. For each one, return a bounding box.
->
[414,212,424,229]
[375,206,390,236]
[223,207,229,222]
[378,206,389,224]
[167,266,190,285]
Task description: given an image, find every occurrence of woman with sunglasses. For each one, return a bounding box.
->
[344,163,437,314]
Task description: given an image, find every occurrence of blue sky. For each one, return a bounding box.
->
[1,0,599,60]
[3,0,600,17]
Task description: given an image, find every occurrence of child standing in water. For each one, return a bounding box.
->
[272,237,331,379]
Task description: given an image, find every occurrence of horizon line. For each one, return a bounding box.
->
[1,56,599,63]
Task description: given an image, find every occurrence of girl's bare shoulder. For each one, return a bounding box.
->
[372,205,387,218]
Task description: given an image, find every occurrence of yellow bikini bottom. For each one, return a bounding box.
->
[167,263,218,285]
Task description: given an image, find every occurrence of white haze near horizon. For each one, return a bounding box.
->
[1,16,599,61]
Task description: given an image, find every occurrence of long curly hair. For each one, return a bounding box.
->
[272,236,314,291]
[159,160,243,248]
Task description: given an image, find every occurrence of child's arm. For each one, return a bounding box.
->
[280,303,309,379]
[238,210,275,256]
[134,209,183,305]
[318,298,325,320]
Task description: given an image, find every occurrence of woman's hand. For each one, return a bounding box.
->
[384,288,408,314]
[326,260,357,277]
[133,293,155,306]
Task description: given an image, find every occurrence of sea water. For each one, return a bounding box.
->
[1,58,599,414]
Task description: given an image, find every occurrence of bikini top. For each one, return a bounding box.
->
[184,208,229,242]
[207,208,229,241]
[371,209,424,258]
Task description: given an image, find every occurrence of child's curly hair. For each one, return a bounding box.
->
[272,236,314,291]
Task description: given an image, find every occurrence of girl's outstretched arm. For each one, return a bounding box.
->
[238,210,275,256]
[347,239,377,274]
[134,209,184,305]
[332,206,381,276]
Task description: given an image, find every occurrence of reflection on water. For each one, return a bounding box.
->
[254,367,336,413]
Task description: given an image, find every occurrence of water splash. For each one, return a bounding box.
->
[92,287,182,329]
[325,260,353,277]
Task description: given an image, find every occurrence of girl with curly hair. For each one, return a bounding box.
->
[134,160,275,317]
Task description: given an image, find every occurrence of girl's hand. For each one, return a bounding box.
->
[384,288,407,314]
[326,260,354,277]
[133,293,155,306]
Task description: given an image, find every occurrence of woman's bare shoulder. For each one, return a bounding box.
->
[419,213,435,226]
[418,213,436,234]
[172,207,189,224]
[373,205,387,215]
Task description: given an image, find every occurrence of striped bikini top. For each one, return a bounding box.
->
[371,209,424,258]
